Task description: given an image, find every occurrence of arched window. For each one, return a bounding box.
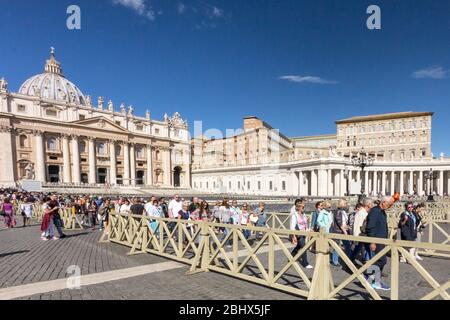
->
[156,150,161,161]
[115,145,122,156]
[19,135,28,148]
[47,137,57,150]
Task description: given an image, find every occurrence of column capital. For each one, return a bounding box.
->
[0,125,13,133]
[70,134,80,140]
[87,136,96,142]
[32,129,44,136]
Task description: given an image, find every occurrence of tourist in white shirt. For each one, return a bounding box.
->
[168,194,182,218]
[230,200,242,225]
[350,198,374,264]
[145,198,161,236]
[118,199,131,214]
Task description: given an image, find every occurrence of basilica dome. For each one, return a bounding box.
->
[18,48,86,106]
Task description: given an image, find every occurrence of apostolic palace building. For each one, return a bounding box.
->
[0,49,191,189]
[1,48,450,197]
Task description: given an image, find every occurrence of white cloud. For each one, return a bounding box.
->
[412,66,448,79]
[113,0,156,21]
[279,75,339,84]
[177,2,186,15]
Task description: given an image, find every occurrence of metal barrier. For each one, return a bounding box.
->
[100,212,450,300]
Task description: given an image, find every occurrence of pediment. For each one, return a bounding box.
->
[72,116,128,132]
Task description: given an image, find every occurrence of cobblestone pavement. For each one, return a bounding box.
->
[0,216,448,300]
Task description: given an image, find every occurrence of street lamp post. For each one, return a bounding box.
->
[424,168,438,201]
[351,148,374,202]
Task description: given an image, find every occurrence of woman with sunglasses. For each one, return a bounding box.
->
[398,201,417,262]
[240,203,251,239]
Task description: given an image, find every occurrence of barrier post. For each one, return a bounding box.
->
[188,220,210,275]
[308,228,334,300]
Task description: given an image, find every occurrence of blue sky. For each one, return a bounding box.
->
[0,0,449,154]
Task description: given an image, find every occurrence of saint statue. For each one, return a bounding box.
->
[128,105,134,116]
[146,109,151,120]
[120,103,126,114]
[98,96,104,110]
[163,113,169,123]
[108,100,114,112]
[24,163,34,180]
[0,77,7,91]
[86,95,92,107]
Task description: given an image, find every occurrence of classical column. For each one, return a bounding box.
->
[356,170,361,182]
[71,135,80,183]
[298,170,303,196]
[439,170,444,196]
[418,170,423,196]
[327,169,333,196]
[408,171,414,195]
[381,171,386,195]
[163,147,172,186]
[317,168,327,196]
[88,138,96,184]
[446,171,450,196]
[290,171,299,196]
[130,143,136,186]
[364,170,369,194]
[146,145,153,186]
[340,169,346,197]
[109,140,117,185]
[34,131,46,182]
[123,142,130,185]
[61,134,71,183]
[0,126,16,185]
[390,171,395,195]
[333,170,339,196]
[311,170,317,196]
[372,171,377,195]
[399,171,404,196]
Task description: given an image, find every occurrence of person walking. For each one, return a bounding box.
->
[330,199,352,267]
[1,197,16,228]
[366,196,394,291]
[413,203,426,260]
[399,202,417,263]
[20,197,33,227]
[254,202,267,239]
[290,201,313,269]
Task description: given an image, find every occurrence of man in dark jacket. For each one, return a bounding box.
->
[366,196,394,290]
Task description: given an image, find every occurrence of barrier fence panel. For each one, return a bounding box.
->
[101,212,450,300]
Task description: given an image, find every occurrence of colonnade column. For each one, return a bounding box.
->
[298,170,303,196]
[439,170,444,196]
[123,143,130,186]
[33,130,46,182]
[88,138,96,184]
[62,134,71,183]
[372,171,377,195]
[418,170,423,196]
[291,171,299,196]
[71,135,80,184]
[109,140,117,185]
[130,143,136,186]
[381,171,386,195]
[340,169,346,197]
[0,126,16,185]
[146,145,153,186]
[364,170,369,194]
[390,171,395,195]
[163,147,172,186]
[311,170,317,197]
[327,169,332,196]
[399,171,404,196]
[408,171,414,195]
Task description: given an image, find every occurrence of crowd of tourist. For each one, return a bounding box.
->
[0,187,430,291]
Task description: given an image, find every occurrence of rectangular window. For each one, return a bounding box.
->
[258,181,261,190]
[269,181,273,190]
[136,125,144,131]
[115,121,121,126]
[79,115,86,120]
[247,181,250,190]
[17,105,26,112]
[282,181,286,191]
[229,181,232,189]
[46,109,58,117]
[155,128,160,135]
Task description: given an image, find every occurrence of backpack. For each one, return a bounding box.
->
[360,217,368,236]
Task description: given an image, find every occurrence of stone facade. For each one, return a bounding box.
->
[192,114,450,197]
[0,49,191,188]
